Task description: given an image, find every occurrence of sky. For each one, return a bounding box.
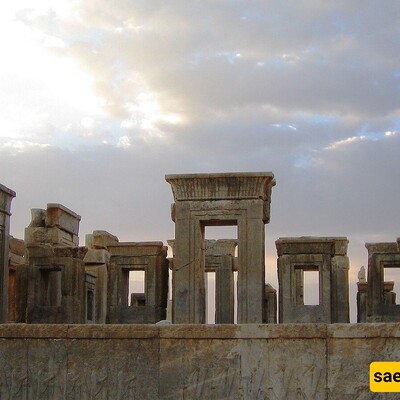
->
[1,1,400,321]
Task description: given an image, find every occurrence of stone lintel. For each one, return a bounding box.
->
[0,184,16,217]
[365,242,399,255]
[45,203,81,235]
[276,236,348,256]
[85,230,119,249]
[108,242,167,257]
[165,172,275,201]
[205,239,238,257]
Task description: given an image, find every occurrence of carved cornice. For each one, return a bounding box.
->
[165,172,275,201]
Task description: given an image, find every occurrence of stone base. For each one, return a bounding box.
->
[0,323,399,399]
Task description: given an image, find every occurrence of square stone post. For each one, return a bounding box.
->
[0,184,16,323]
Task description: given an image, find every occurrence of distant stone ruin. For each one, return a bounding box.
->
[1,174,399,325]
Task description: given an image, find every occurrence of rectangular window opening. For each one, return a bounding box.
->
[303,270,320,306]
[128,270,146,306]
[384,267,400,305]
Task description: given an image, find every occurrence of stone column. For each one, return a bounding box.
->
[0,184,16,323]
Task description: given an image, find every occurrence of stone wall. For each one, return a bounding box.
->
[0,324,399,399]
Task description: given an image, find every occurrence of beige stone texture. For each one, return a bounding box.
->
[45,203,81,235]
[85,230,119,249]
[0,323,398,399]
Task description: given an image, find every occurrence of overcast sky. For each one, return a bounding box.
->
[1,1,400,321]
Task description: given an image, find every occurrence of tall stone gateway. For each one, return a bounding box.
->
[166,172,275,324]
[0,184,16,323]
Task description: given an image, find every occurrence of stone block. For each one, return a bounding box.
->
[84,248,110,264]
[108,242,166,257]
[45,203,80,235]
[25,226,78,246]
[9,237,25,257]
[85,230,119,249]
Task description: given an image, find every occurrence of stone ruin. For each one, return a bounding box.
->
[276,237,350,323]
[0,172,399,325]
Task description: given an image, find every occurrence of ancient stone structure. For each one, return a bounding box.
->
[204,239,237,324]
[0,184,16,323]
[84,231,119,324]
[24,204,90,324]
[276,237,350,323]
[166,173,275,324]
[169,239,238,324]
[366,240,400,322]
[264,283,277,323]
[107,242,169,323]
[1,323,400,399]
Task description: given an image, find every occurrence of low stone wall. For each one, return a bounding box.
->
[0,323,399,399]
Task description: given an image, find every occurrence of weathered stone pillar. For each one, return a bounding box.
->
[0,184,16,323]
[264,283,277,323]
[84,230,118,323]
[166,173,275,324]
[205,240,237,324]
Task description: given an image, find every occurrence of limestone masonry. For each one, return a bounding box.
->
[1,173,400,399]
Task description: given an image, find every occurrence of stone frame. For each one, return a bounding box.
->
[166,172,275,324]
[276,237,350,323]
[107,242,169,324]
[366,241,400,322]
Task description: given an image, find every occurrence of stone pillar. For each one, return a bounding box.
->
[166,173,275,324]
[84,230,119,323]
[366,241,400,322]
[264,283,277,323]
[276,237,350,323]
[0,184,16,323]
[205,240,237,324]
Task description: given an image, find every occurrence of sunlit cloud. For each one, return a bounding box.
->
[325,135,366,150]
[0,139,51,153]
